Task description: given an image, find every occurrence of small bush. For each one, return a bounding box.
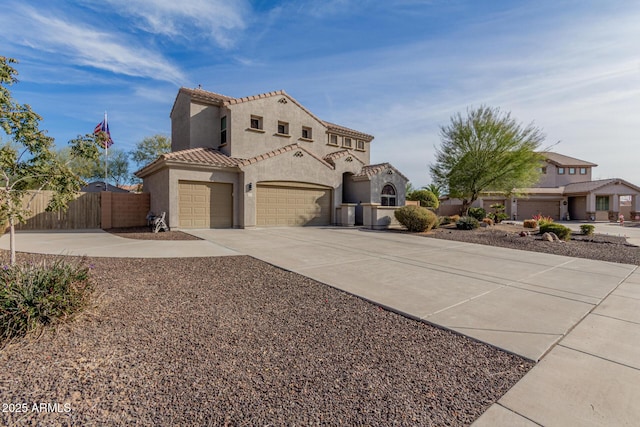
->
[1,258,92,343]
[449,215,460,223]
[523,219,538,229]
[482,217,494,226]
[456,216,480,230]
[394,206,438,232]
[539,223,571,241]
[467,207,486,221]
[406,190,439,210]
[580,224,595,236]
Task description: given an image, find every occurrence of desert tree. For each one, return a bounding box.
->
[430,105,545,215]
[0,56,101,264]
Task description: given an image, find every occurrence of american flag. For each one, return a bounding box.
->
[93,118,114,148]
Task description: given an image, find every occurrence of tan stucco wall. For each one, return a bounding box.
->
[171,93,191,152]
[537,163,593,187]
[190,102,221,149]
[143,167,170,223]
[226,96,370,164]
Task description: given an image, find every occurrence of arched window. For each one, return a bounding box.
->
[381,184,396,206]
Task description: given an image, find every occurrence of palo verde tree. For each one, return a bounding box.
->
[0,56,102,264]
[430,105,545,215]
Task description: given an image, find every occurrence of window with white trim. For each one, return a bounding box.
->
[328,134,338,145]
[343,137,352,148]
[356,140,365,150]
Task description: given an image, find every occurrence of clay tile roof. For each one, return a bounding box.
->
[323,149,365,166]
[564,178,640,194]
[239,143,334,169]
[162,147,243,167]
[541,152,597,167]
[224,90,286,105]
[354,163,409,181]
[180,87,233,104]
[322,121,374,141]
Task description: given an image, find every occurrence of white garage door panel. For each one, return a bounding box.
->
[178,181,233,229]
[256,184,331,226]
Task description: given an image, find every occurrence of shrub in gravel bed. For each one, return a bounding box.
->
[456,216,480,230]
[468,207,486,221]
[523,219,538,229]
[580,224,595,236]
[395,205,438,232]
[540,223,572,241]
[0,258,92,343]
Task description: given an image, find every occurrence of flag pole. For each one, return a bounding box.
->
[104,111,109,191]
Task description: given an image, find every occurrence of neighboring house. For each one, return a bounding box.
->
[452,152,640,221]
[136,88,408,229]
[81,181,131,193]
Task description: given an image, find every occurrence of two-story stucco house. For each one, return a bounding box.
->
[467,152,640,221]
[136,88,408,229]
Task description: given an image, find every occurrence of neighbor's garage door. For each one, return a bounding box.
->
[256,183,331,226]
[517,200,560,220]
[178,181,233,228]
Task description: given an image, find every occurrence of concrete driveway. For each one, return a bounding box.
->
[2,226,639,425]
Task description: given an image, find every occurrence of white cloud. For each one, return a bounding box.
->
[89,0,250,48]
[0,4,186,84]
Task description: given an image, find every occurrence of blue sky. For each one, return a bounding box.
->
[1,0,639,187]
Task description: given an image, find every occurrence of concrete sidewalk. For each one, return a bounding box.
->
[0,230,239,258]
[1,227,638,425]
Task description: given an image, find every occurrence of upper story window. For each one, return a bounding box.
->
[538,166,547,174]
[250,115,263,130]
[381,184,396,207]
[580,167,588,175]
[569,167,576,175]
[343,137,352,148]
[301,126,312,140]
[220,116,227,144]
[277,121,289,135]
[557,167,565,175]
[356,140,365,151]
[328,134,338,146]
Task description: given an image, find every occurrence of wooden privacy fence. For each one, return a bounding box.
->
[15,191,150,230]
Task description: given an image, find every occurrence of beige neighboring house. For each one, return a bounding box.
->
[441,152,640,221]
[136,87,408,229]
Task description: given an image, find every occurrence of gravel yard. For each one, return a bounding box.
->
[425,223,640,265]
[0,253,532,426]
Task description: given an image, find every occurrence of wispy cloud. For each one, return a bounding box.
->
[87,0,251,48]
[0,4,186,84]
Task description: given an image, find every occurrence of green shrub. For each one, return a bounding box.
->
[523,219,538,229]
[456,216,480,230]
[487,204,508,223]
[467,207,486,221]
[540,223,572,241]
[406,189,439,210]
[394,205,438,232]
[1,258,92,343]
[580,224,595,236]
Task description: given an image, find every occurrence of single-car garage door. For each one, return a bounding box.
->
[179,181,233,228]
[517,200,560,220]
[256,183,331,226]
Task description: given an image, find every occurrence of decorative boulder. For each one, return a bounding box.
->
[542,232,554,242]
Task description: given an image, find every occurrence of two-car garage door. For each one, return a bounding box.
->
[179,181,233,228]
[517,200,560,220]
[256,183,331,226]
